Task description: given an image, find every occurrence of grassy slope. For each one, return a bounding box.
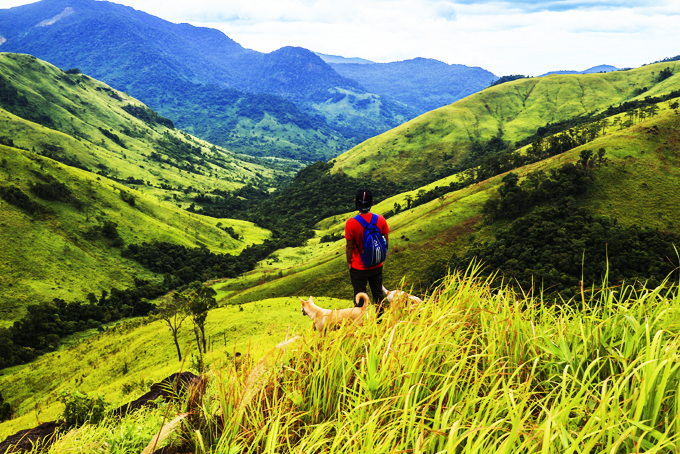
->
[0,53,300,204]
[0,53,287,325]
[332,61,680,184]
[0,295,347,439]
[6,268,680,452]
[208,100,680,304]
[0,145,271,327]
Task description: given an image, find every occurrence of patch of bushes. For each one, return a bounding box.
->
[0,185,40,214]
[98,127,126,149]
[222,226,241,240]
[120,190,136,207]
[0,391,12,422]
[84,220,124,247]
[122,104,174,129]
[58,391,108,429]
[320,232,344,243]
[30,179,73,203]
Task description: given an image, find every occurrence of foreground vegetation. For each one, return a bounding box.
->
[6,267,680,452]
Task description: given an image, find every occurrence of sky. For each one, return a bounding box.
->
[1,0,679,75]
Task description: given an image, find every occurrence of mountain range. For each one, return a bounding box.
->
[0,0,497,161]
[329,57,497,115]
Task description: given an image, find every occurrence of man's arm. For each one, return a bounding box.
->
[346,239,354,270]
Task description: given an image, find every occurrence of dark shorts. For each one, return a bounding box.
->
[349,266,383,307]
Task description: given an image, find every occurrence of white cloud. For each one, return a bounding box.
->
[1,0,678,75]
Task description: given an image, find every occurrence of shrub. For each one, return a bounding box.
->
[0,391,11,422]
[0,185,39,213]
[58,391,108,429]
[120,190,136,206]
[320,232,343,243]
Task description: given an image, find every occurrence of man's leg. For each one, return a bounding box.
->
[366,267,385,317]
[349,267,369,307]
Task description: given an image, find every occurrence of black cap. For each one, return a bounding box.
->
[355,189,373,211]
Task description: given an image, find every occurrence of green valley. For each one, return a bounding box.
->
[2,51,680,454]
[0,53,296,326]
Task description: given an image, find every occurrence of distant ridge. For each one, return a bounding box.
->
[330,57,497,115]
[541,65,619,77]
[315,52,374,65]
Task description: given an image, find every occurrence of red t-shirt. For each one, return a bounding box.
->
[345,212,389,270]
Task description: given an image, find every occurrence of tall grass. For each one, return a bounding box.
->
[41,267,680,453]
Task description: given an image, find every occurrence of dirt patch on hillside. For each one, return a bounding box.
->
[0,421,61,453]
[417,216,481,250]
[113,372,198,418]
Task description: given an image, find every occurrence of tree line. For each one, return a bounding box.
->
[0,279,158,369]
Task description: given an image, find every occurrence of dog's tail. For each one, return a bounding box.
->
[355,292,370,308]
[382,285,389,297]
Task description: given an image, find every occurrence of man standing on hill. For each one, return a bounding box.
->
[345,189,389,309]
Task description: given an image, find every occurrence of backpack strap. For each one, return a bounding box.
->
[353,214,378,227]
[353,214,369,228]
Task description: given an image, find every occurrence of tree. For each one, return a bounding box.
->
[647,104,660,118]
[0,390,12,422]
[184,282,218,355]
[658,67,673,82]
[157,294,189,361]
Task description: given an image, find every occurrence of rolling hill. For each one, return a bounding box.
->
[0,53,281,326]
[331,60,680,185]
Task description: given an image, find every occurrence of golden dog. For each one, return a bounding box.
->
[300,293,370,332]
[382,286,422,310]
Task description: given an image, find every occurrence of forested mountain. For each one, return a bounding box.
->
[0,0,416,160]
[329,57,498,114]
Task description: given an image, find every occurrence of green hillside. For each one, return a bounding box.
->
[203,98,680,304]
[0,53,290,325]
[0,53,300,198]
[332,61,680,185]
[0,145,270,327]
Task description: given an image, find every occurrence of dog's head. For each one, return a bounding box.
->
[299,296,314,316]
[382,286,422,309]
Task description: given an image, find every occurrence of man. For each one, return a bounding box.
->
[345,189,389,308]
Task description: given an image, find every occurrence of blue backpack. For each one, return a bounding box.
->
[354,214,388,268]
